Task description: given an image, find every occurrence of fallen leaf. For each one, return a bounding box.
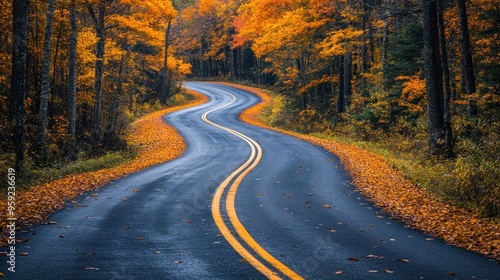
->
[347,257,359,261]
[335,271,343,275]
[323,204,331,209]
[398,259,410,263]
[384,268,394,273]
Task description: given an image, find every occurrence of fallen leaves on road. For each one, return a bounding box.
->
[0,90,208,247]
[384,268,394,273]
[232,82,500,260]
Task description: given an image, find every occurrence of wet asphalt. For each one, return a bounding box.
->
[1,82,498,279]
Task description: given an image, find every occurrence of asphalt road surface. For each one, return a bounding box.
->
[2,82,499,279]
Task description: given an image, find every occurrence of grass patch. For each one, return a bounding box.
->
[3,149,137,197]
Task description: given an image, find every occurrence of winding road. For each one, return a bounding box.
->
[2,82,499,279]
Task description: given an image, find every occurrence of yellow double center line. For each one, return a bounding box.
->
[201,87,303,280]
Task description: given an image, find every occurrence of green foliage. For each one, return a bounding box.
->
[384,19,424,86]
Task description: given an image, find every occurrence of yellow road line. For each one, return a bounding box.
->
[201,86,304,280]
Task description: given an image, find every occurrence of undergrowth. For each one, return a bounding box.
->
[259,88,500,219]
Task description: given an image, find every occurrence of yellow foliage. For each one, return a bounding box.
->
[77,28,98,65]
[317,27,364,57]
[252,7,325,57]
[298,75,336,95]
[109,15,164,47]
[177,60,192,75]
[199,0,217,15]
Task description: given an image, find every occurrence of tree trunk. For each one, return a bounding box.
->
[382,0,389,68]
[335,56,345,125]
[343,52,352,108]
[88,3,105,147]
[10,0,30,174]
[230,45,235,81]
[162,20,172,104]
[104,49,131,147]
[438,0,453,153]
[360,6,371,98]
[37,0,56,164]
[256,57,261,85]
[457,0,477,117]
[422,0,445,153]
[68,0,77,137]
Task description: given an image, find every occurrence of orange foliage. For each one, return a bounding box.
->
[0,91,208,246]
[227,82,500,260]
[396,75,427,114]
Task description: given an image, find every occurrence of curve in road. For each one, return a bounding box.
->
[202,86,302,279]
[1,82,498,280]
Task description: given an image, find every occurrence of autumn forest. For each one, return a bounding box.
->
[1,0,499,218]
